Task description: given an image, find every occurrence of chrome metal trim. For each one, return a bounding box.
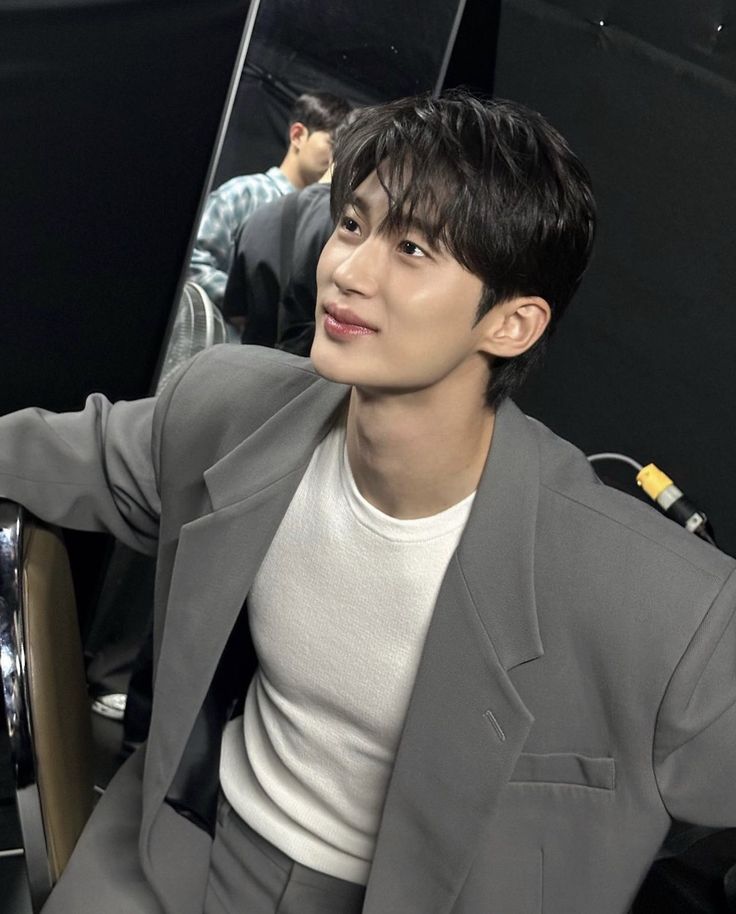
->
[434,0,468,97]
[0,500,53,911]
[152,0,262,392]
[0,847,25,858]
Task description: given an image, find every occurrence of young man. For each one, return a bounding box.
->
[3,92,736,914]
[188,91,351,307]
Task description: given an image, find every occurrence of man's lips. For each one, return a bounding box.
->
[323,303,378,333]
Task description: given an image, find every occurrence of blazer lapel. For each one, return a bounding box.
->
[364,400,544,914]
[141,378,349,826]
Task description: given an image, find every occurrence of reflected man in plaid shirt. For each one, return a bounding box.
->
[188,91,352,307]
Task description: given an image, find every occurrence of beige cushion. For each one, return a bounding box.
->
[23,518,94,881]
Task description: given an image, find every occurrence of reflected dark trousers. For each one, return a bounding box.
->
[204,798,366,914]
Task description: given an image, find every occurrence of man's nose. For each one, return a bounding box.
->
[331,236,381,297]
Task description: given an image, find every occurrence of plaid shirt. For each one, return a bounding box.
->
[188,166,294,306]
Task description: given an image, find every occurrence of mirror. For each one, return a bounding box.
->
[175,0,468,347]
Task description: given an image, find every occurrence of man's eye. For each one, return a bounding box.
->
[398,240,426,258]
[341,216,360,234]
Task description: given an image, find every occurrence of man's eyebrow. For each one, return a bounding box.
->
[345,193,369,216]
[396,212,443,253]
[403,214,436,241]
[344,192,442,251]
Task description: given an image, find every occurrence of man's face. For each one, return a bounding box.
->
[311,170,491,400]
[296,128,334,185]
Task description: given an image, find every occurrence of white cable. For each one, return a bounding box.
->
[587,452,643,472]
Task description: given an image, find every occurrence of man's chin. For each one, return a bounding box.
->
[310,352,346,384]
[310,339,356,386]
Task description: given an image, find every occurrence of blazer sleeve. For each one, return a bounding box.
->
[0,387,169,555]
[654,566,736,825]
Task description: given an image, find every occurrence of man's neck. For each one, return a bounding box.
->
[278,151,306,190]
[345,386,496,520]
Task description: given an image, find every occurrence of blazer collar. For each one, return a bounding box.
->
[204,373,350,511]
[455,396,543,670]
[363,397,544,914]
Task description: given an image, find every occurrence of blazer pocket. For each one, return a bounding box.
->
[509,752,616,790]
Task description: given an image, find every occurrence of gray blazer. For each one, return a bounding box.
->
[2,345,735,914]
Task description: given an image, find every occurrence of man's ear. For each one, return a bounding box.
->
[478,296,551,358]
[289,122,309,149]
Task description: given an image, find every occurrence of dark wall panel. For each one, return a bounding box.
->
[493,0,736,556]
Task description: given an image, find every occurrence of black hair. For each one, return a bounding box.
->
[331,107,363,147]
[289,92,353,138]
[330,89,596,406]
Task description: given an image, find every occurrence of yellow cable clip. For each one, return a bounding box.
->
[636,464,673,501]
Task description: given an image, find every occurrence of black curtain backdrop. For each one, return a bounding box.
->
[247,0,464,101]
[488,0,736,559]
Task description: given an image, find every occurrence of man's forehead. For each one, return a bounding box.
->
[349,170,391,209]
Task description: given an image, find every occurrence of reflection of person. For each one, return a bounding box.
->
[222,178,333,352]
[188,91,351,307]
[222,109,360,349]
[2,91,736,914]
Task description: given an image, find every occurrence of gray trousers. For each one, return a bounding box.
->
[204,798,366,914]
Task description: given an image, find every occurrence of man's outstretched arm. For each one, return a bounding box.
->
[0,393,161,555]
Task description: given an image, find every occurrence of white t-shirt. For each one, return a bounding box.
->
[220,415,474,883]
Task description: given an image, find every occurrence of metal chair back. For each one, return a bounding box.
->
[0,500,94,912]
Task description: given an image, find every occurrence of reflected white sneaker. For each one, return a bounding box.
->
[91,692,127,720]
